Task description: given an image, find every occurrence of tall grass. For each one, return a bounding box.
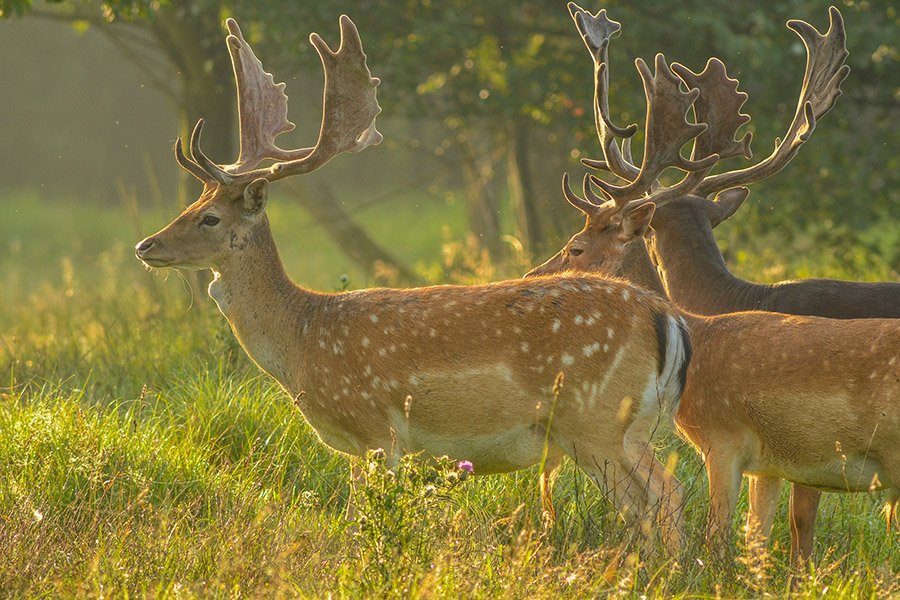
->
[1,192,897,597]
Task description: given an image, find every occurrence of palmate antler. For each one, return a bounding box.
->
[692,6,849,198]
[174,15,382,188]
[563,4,719,217]
[568,2,638,181]
[565,4,849,217]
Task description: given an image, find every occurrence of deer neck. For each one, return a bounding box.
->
[649,206,769,314]
[209,215,318,387]
[617,238,668,297]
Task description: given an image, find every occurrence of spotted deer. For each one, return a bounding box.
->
[530,3,900,564]
[134,15,692,550]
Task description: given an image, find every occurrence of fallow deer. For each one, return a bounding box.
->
[134,15,693,550]
[530,3,900,564]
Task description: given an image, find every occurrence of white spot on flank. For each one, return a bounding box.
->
[318,340,326,349]
[574,315,584,325]
[552,319,561,333]
[622,289,630,301]
[607,327,614,339]
[603,343,609,353]
[361,337,370,348]
[364,365,372,376]
[409,375,420,386]
[378,348,387,357]
[369,314,379,323]
[561,353,574,366]
[520,342,530,353]
[429,328,437,338]
[583,342,601,357]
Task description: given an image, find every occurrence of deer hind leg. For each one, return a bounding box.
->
[788,484,821,570]
[622,412,685,555]
[562,439,651,538]
[705,450,743,557]
[746,475,782,549]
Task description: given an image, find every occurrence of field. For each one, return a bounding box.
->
[1,191,898,598]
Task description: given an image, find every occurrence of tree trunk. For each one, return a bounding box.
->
[458,137,503,258]
[506,122,542,254]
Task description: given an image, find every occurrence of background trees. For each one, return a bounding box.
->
[1,0,897,274]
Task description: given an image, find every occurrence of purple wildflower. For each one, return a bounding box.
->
[457,460,474,474]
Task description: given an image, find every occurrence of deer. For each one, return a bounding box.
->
[529,3,900,566]
[133,15,693,552]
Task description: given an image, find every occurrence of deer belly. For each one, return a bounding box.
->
[404,422,548,474]
[746,453,885,493]
[395,366,548,473]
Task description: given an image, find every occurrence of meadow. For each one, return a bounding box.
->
[1,191,898,598]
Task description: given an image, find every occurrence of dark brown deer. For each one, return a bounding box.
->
[134,15,694,551]
[532,3,900,567]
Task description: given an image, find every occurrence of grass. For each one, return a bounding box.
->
[1,191,898,597]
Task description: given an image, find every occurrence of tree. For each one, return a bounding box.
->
[4,0,897,270]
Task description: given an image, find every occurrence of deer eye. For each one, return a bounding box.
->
[201,215,221,227]
[569,247,584,257]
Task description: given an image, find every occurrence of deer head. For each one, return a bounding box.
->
[531,4,849,278]
[135,15,381,270]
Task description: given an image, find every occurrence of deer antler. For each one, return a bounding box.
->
[567,2,639,181]
[175,15,382,187]
[589,54,719,204]
[671,58,752,162]
[694,6,849,197]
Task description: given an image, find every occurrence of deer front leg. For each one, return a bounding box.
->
[540,454,563,524]
[789,484,821,569]
[746,475,782,548]
[345,456,365,522]
[705,453,743,556]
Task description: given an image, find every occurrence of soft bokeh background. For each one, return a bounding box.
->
[0,1,897,596]
[1,0,897,301]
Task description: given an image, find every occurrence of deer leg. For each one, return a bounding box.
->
[540,454,563,524]
[705,452,743,556]
[345,457,365,522]
[623,416,685,555]
[789,484,821,569]
[746,475,782,548]
[570,449,650,539]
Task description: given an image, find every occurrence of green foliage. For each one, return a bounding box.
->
[350,451,470,596]
[0,0,160,21]
[1,191,899,596]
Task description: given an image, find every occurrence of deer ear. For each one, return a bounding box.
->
[620,203,656,240]
[711,187,750,226]
[243,178,269,214]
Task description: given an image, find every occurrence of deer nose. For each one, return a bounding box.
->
[135,238,155,257]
